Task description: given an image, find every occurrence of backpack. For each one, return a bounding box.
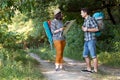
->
[43,20,53,49]
[93,12,104,37]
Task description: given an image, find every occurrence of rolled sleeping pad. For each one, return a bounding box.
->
[43,21,53,49]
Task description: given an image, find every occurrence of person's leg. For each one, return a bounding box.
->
[54,40,62,70]
[59,40,66,69]
[84,57,91,71]
[83,41,92,71]
[93,57,98,72]
[88,40,98,72]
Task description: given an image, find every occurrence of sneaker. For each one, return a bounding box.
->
[81,70,92,73]
[60,67,65,71]
[55,68,60,71]
[91,70,97,73]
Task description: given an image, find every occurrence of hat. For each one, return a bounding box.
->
[54,9,61,15]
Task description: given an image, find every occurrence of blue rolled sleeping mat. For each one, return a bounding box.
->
[43,21,53,49]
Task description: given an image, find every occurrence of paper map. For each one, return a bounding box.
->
[63,19,76,36]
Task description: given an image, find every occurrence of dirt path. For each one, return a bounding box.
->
[29,53,120,80]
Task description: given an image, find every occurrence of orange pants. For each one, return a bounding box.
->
[54,40,66,64]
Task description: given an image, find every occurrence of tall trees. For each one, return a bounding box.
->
[0,0,119,24]
[57,0,119,24]
[0,0,119,49]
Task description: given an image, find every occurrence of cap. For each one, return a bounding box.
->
[54,9,61,15]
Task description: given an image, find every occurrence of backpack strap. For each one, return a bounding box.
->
[47,20,51,27]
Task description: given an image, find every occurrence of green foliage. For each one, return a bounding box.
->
[111,6,120,24]
[0,0,49,49]
[59,0,119,12]
[64,22,84,60]
[2,31,23,49]
[71,23,120,67]
[29,46,55,61]
[99,52,120,67]
[97,24,120,52]
[112,25,120,52]
[0,24,23,49]
[0,49,45,80]
[0,0,119,70]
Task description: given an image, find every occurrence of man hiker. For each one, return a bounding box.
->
[80,8,99,73]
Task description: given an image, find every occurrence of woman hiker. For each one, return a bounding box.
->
[50,8,66,71]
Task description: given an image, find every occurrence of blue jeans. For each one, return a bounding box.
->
[83,39,97,58]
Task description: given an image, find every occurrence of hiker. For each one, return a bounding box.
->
[50,8,66,71]
[80,8,99,73]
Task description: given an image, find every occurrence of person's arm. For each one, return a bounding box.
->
[82,26,99,32]
[87,28,99,32]
[87,18,99,32]
[54,28,63,33]
[51,20,63,34]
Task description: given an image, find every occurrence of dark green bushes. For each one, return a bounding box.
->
[63,22,84,60]
[97,24,120,52]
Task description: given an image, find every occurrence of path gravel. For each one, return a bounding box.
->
[29,53,120,80]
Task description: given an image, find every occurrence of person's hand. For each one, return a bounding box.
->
[82,26,87,32]
[59,28,64,31]
[63,27,66,30]
[54,28,64,33]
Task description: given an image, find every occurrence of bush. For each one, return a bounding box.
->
[97,24,120,52]
[99,52,120,67]
[64,22,84,60]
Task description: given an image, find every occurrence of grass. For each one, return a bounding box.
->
[98,52,120,68]
[28,46,55,61]
[64,48,84,61]
[0,48,46,80]
[92,72,119,80]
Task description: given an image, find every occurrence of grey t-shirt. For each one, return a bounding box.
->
[50,19,65,41]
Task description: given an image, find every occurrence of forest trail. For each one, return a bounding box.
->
[29,53,120,80]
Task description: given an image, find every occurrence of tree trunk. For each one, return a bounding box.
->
[23,41,28,50]
[106,6,116,25]
[102,1,116,25]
